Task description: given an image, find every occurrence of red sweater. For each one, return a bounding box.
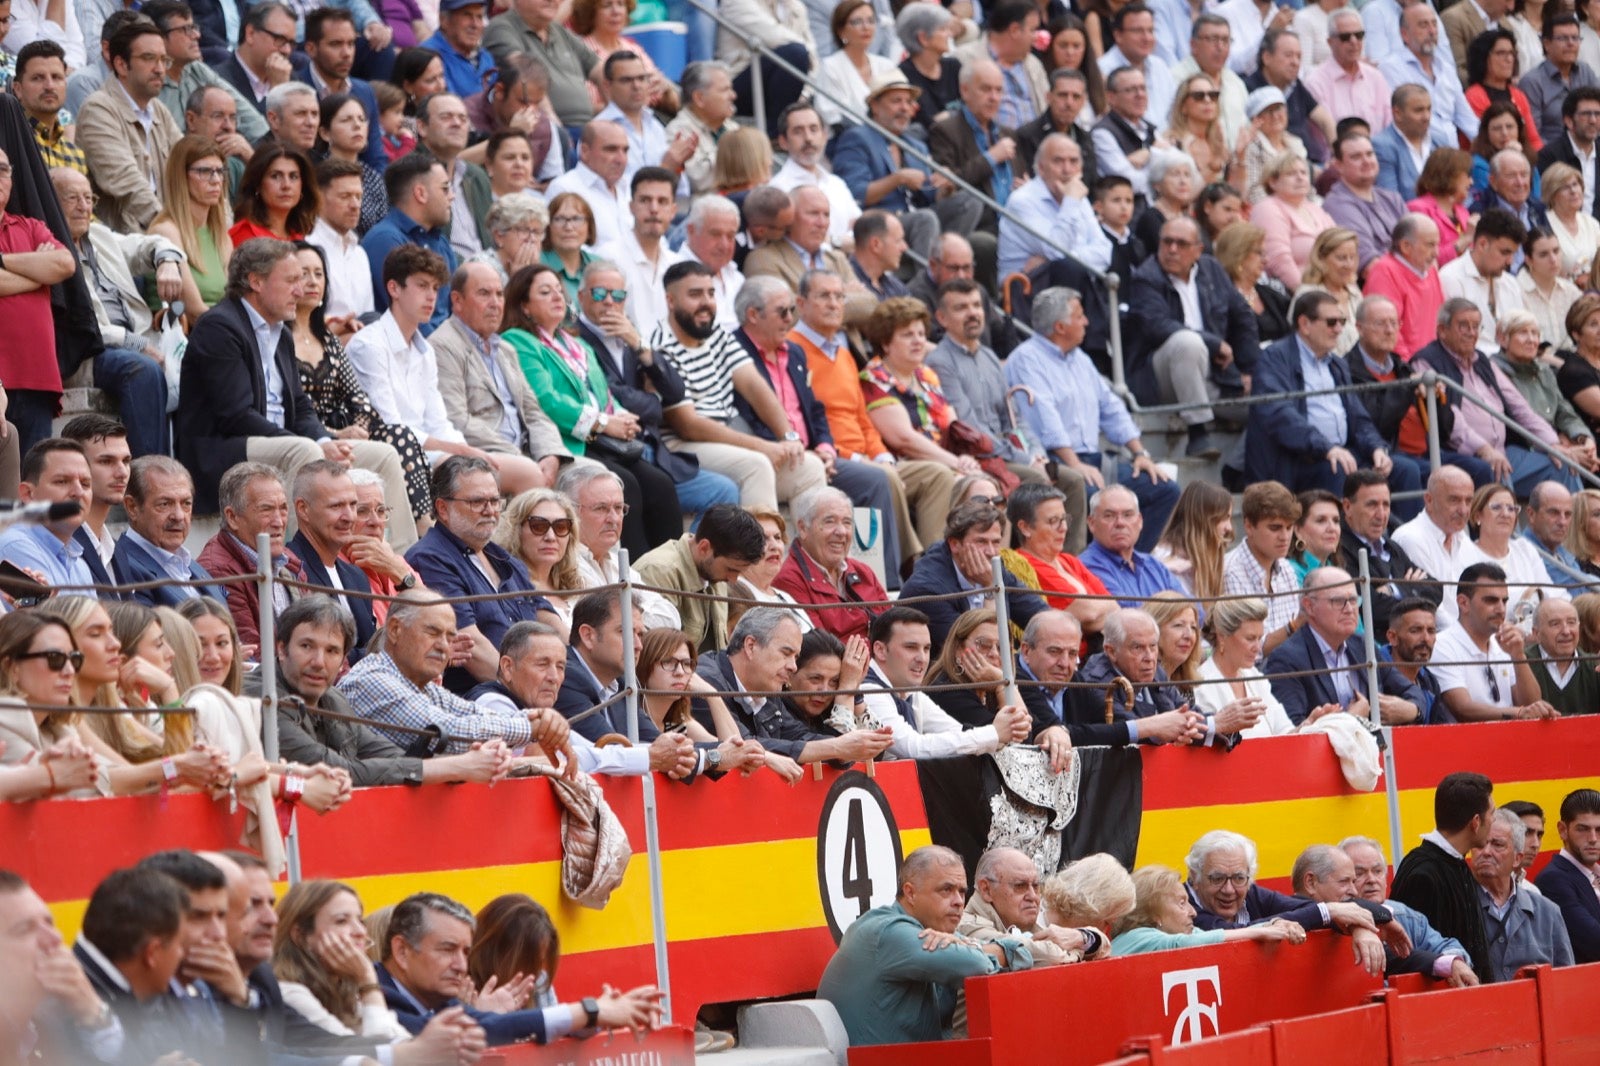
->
[1363,253,1444,360]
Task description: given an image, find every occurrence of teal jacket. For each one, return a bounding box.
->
[1111,925,1227,956]
[503,327,613,457]
[816,903,1030,1047]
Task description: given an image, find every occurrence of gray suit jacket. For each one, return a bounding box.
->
[429,315,571,462]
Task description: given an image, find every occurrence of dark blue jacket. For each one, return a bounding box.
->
[1188,882,1334,932]
[377,962,551,1045]
[1262,624,1425,725]
[111,533,227,607]
[361,209,457,334]
[73,525,116,597]
[290,55,388,171]
[1245,334,1390,484]
[1534,852,1600,963]
[897,541,1046,653]
[1124,254,1258,406]
[730,327,835,449]
[553,646,616,743]
[574,317,700,483]
[830,123,933,213]
[288,530,376,659]
[404,523,552,693]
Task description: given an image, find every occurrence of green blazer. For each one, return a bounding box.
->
[503,326,613,456]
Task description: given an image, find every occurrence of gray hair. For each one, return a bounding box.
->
[1302,566,1354,596]
[797,269,840,299]
[1327,7,1363,35]
[218,461,284,516]
[959,58,1000,88]
[484,192,548,237]
[1032,286,1083,335]
[264,80,315,117]
[126,455,191,505]
[1391,212,1436,252]
[225,237,297,300]
[728,605,802,652]
[1021,609,1080,647]
[1438,296,1480,329]
[1006,481,1067,530]
[277,593,357,655]
[386,590,453,630]
[580,258,625,287]
[791,485,851,530]
[681,60,730,101]
[1101,607,1156,650]
[1290,843,1344,894]
[1088,484,1139,516]
[896,1,952,53]
[735,274,793,325]
[974,846,1031,886]
[1339,835,1387,862]
[185,83,227,117]
[1490,147,1531,178]
[1044,853,1137,928]
[346,467,384,489]
[1492,807,1528,853]
[897,845,964,897]
[432,455,496,503]
[499,619,563,660]
[1355,294,1396,325]
[556,460,624,500]
[687,193,740,229]
[1185,829,1259,880]
[383,892,475,961]
[291,458,351,505]
[1148,148,1200,189]
[1206,596,1267,638]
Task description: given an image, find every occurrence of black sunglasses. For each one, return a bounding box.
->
[16,649,84,672]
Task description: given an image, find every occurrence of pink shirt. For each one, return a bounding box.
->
[1304,59,1393,133]
[1254,195,1338,290]
[1444,348,1559,455]
[1363,253,1444,360]
[762,347,809,447]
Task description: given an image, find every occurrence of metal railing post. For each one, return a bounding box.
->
[1423,371,1441,472]
[1437,375,1600,491]
[1107,271,1126,399]
[991,557,1020,706]
[256,533,301,883]
[750,51,765,135]
[620,550,672,1022]
[1357,550,1405,870]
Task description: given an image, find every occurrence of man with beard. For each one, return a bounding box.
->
[770,102,860,247]
[15,41,85,173]
[653,260,827,510]
[1382,596,1443,722]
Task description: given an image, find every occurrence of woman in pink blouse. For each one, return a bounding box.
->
[1252,154,1335,290]
[1407,148,1477,269]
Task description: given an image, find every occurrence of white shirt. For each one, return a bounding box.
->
[241,298,287,427]
[544,162,631,248]
[684,249,745,331]
[1194,657,1297,738]
[344,310,466,463]
[769,157,862,247]
[5,0,86,71]
[1392,509,1471,620]
[1452,536,1567,629]
[1430,622,1516,719]
[1098,47,1176,132]
[1439,254,1525,355]
[1171,265,1204,331]
[1216,0,1276,75]
[575,542,681,630]
[595,228,685,337]
[448,159,484,261]
[307,218,375,320]
[861,667,1004,760]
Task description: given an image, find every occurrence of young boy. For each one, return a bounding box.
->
[1091,175,1145,284]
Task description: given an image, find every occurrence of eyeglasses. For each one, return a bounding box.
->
[255,25,296,50]
[769,303,797,319]
[1004,878,1041,893]
[60,192,98,208]
[134,52,174,67]
[846,15,877,27]
[583,501,630,516]
[442,495,503,512]
[660,656,695,674]
[165,21,202,37]
[356,503,392,520]
[1333,30,1365,42]
[188,165,227,180]
[587,286,627,302]
[1485,502,1521,516]
[552,213,588,225]
[15,649,84,672]
[1321,594,1362,611]
[1160,236,1197,248]
[1205,871,1250,887]
[1194,33,1231,45]
[524,515,573,537]
[1552,33,1583,45]
[1187,90,1221,102]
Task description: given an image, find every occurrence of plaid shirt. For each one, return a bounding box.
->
[30,118,86,175]
[336,650,532,754]
[1222,541,1302,636]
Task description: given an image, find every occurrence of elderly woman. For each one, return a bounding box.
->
[1558,294,1600,437]
[1296,227,1363,354]
[1543,163,1600,281]
[1239,89,1307,206]
[1133,150,1202,255]
[495,488,583,632]
[1042,854,1136,942]
[541,192,600,306]
[1496,307,1597,475]
[815,0,899,129]
[1111,865,1306,956]
[1520,228,1582,352]
[1196,597,1308,737]
[1255,154,1337,289]
[728,506,812,633]
[896,3,963,131]
[1215,221,1292,346]
[1007,482,1114,637]
[1409,148,1477,268]
[470,193,548,283]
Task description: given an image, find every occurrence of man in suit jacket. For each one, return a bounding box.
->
[1065,607,1222,746]
[1372,87,1449,201]
[293,9,388,171]
[1535,88,1600,218]
[928,60,1016,232]
[74,21,183,233]
[1264,566,1426,725]
[431,265,570,482]
[1125,215,1258,458]
[729,277,907,574]
[831,73,936,217]
[287,461,378,660]
[898,502,1046,653]
[1534,789,1600,963]
[1337,469,1441,634]
[1441,0,1499,82]
[213,1,300,113]
[176,239,414,541]
[1246,291,1420,501]
[112,457,226,607]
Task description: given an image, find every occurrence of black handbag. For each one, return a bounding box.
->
[587,433,646,463]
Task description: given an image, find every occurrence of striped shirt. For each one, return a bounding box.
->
[30,117,85,175]
[649,323,750,431]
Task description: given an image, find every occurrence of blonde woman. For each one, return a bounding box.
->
[1296,227,1363,353]
[1567,489,1600,579]
[1542,163,1600,280]
[1195,597,1311,737]
[1146,592,1202,696]
[1042,854,1136,944]
[1167,74,1234,187]
[494,488,583,632]
[149,134,234,317]
[713,126,775,197]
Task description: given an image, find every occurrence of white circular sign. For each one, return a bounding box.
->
[816,771,903,943]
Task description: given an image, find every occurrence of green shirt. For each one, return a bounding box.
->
[816,903,1029,1047]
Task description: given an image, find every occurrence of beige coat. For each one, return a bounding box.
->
[75,82,181,233]
[429,315,572,462]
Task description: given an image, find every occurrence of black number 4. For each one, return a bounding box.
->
[842,797,873,916]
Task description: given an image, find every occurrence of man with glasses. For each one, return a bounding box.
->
[405,456,557,692]
[1431,561,1559,721]
[960,848,1108,967]
[75,19,181,233]
[182,85,249,196]
[1096,3,1175,130]
[1304,9,1392,132]
[144,0,268,149]
[560,464,679,628]
[1524,15,1600,148]
[1245,289,1418,503]
[214,0,295,113]
[1537,88,1600,215]
[595,50,688,177]
[1187,830,1393,938]
[1264,565,1425,725]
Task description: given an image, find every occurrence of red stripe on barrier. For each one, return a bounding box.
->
[1140,733,1360,810]
[1389,717,1600,790]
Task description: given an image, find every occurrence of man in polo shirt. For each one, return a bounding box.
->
[1079,484,1184,606]
[484,0,598,129]
[542,120,631,248]
[0,439,95,595]
[14,41,84,174]
[1430,561,1559,722]
[423,0,495,99]
[361,152,458,334]
[653,260,827,510]
[1304,9,1391,131]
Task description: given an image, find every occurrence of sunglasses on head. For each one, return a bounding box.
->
[525,516,574,537]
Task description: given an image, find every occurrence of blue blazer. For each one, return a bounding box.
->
[730,327,835,449]
[1262,624,1424,725]
[1373,124,1443,200]
[897,540,1046,652]
[1124,254,1258,406]
[377,963,550,1045]
[554,646,613,743]
[73,526,116,598]
[830,123,932,214]
[287,530,376,658]
[111,534,226,607]
[1245,334,1389,484]
[290,56,388,171]
[1534,853,1600,963]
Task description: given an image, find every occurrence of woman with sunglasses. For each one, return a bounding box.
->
[1166,75,1235,187]
[494,488,584,633]
[502,263,683,557]
[0,612,103,797]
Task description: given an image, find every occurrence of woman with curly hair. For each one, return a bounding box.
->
[230,143,321,244]
[494,488,584,632]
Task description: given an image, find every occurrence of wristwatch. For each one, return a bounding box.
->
[398,573,417,591]
[783,430,800,442]
[581,996,601,1028]
[706,748,723,771]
